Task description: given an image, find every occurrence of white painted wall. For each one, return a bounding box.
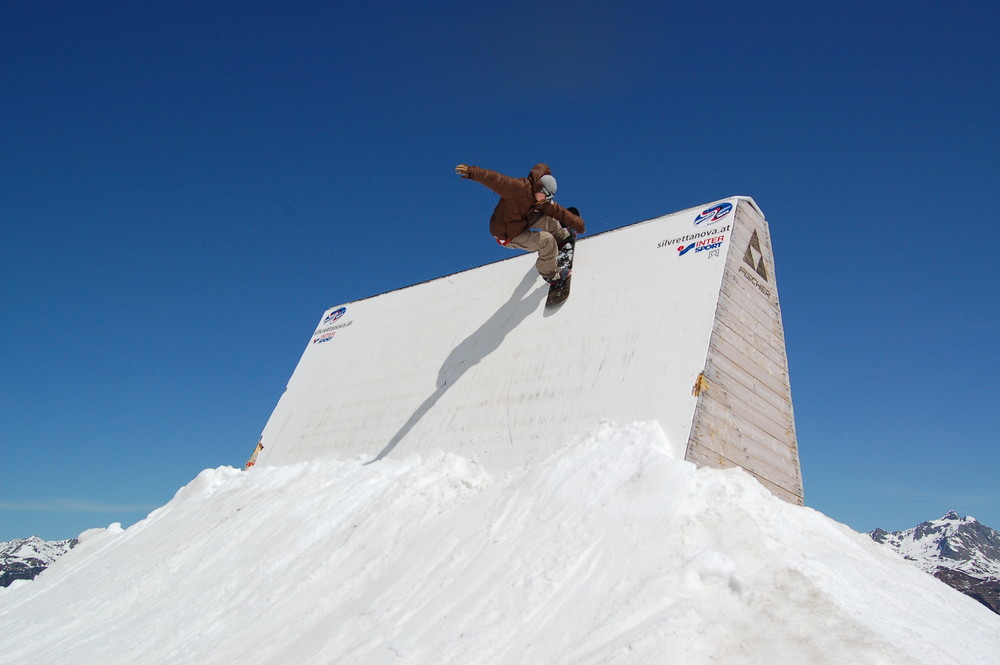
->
[254,197,799,502]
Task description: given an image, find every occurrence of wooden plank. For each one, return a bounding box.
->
[685,445,802,503]
[685,436,802,501]
[686,424,801,492]
[699,368,794,439]
[697,352,796,455]
[715,287,786,345]
[707,340,790,408]
[711,324,786,372]
[692,396,797,472]
[711,313,784,363]
[696,418,793,467]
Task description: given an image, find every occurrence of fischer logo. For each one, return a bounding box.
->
[742,230,769,281]
[739,266,771,298]
[694,202,732,227]
[739,229,771,298]
[323,307,347,324]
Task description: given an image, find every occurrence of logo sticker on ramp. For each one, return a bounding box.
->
[739,229,772,299]
[313,307,354,344]
[323,307,347,324]
[694,202,732,227]
[742,230,769,281]
[676,233,725,257]
[658,224,730,252]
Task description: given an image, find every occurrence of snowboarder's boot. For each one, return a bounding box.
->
[545,265,571,286]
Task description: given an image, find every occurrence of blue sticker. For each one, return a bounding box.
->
[694,202,732,227]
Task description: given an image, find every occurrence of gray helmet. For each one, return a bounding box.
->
[539,174,557,200]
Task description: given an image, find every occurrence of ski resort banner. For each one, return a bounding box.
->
[252,197,803,504]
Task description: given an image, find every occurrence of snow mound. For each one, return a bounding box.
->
[0,422,996,665]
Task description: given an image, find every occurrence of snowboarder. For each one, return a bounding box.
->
[456,162,585,284]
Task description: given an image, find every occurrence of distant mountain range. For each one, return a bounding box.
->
[870,511,1000,615]
[0,536,77,587]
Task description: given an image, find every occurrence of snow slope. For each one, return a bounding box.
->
[1,422,996,664]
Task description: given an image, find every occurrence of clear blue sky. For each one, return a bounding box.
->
[2,1,997,542]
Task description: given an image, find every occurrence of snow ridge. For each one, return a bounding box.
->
[1,422,997,665]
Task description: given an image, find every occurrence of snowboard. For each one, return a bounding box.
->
[545,227,576,308]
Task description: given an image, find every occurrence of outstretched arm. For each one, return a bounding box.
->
[455,164,526,199]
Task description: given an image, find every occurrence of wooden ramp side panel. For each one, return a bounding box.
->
[685,200,804,504]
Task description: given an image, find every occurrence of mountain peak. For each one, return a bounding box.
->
[869,514,1000,615]
[939,510,978,524]
[0,536,78,587]
[927,511,973,528]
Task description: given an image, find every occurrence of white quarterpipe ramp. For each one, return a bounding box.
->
[252,197,803,504]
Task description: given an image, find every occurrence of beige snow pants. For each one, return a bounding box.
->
[503,214,571,280]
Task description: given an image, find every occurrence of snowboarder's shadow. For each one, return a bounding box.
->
[366,268,544,464]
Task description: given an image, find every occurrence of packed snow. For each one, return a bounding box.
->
[1,422,997,664]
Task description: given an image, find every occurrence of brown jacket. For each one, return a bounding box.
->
[464,163,586,242]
